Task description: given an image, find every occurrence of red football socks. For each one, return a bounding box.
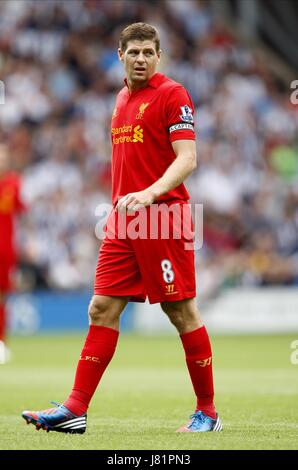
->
[180,325,216,419]
[64,325,119,416]
[0,303,6,342]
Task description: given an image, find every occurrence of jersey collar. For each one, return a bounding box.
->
[147,73,164,88]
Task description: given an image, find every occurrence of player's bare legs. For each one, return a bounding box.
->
[88,294,129,330]
[160,297,202,334]
[161,297,222,431]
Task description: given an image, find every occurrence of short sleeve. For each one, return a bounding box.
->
[165,86,196,142]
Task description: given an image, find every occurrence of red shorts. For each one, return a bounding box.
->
[94,202,196,304]
[0,258,15,292]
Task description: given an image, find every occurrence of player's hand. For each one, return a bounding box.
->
[115,189,156,213]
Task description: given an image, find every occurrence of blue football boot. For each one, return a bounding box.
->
[176,410,223,432]
[22,402,87,434]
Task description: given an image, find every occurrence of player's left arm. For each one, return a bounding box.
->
[150,139,196,197]
[116,139,196,212]
[116,85,196,213]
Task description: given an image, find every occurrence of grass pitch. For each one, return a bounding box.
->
[0,333,297,450]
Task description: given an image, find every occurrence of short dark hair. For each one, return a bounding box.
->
[119,22,160,52]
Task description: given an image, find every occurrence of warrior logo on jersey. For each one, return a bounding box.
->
[180,105,194,123]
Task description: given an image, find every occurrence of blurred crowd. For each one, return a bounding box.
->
[0,0,297,297]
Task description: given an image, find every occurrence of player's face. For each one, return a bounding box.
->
[118,40,161,89]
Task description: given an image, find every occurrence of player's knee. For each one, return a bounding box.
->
[161,301,201,333]
[161,303,185,329]
[88,296,114,324]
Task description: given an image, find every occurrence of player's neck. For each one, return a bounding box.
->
[127,79,149,93]
[126,72,157,93]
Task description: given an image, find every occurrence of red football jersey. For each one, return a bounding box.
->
[111,73,196,205]
[0,172,25,263]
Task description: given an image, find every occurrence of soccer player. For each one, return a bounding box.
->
[0,144,25,364]
[22,23,222,433]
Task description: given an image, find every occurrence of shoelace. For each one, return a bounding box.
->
[188,411,205,428]
[49,401,75,418]
[41,401,62,415]
[50,401,61,407]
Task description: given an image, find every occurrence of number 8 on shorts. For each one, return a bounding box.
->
[161,259,175,283]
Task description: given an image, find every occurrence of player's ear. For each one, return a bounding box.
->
[118,48,124,62]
